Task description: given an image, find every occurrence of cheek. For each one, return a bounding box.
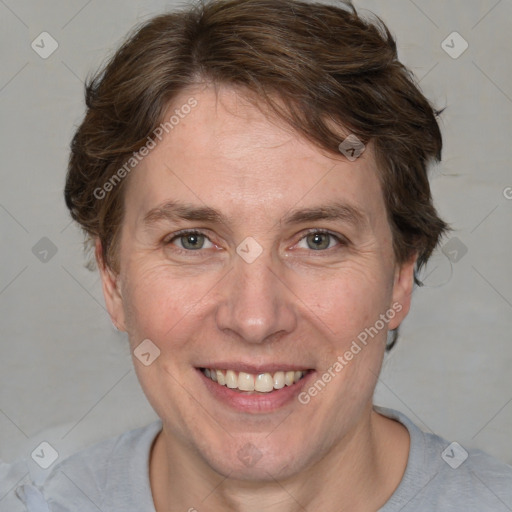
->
[293,263,393,339]
[122,257,394,342]
[120,259,238,375]
[121,262,210,346]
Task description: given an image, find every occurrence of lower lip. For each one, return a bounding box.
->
[197,368,315,413]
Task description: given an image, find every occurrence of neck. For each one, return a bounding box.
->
[149,406,409,512]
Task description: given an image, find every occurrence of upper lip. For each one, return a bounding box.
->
[197,362,314,374]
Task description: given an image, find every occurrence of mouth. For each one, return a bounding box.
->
[196,365,315,413]
[199,367,310,393]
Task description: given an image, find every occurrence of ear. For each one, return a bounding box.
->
[95,238,127,332]
[388,252,417,330]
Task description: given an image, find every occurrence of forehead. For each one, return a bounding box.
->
[123,85,385,228]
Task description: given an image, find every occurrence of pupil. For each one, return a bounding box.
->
[183,233,203,249]
[308,233,328,250]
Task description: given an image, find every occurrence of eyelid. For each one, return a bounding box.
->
[163,228,348,251]
[293,228,348,249]
[164,229,216,250]
[164,228,211,242]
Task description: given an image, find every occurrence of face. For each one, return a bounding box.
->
[98,84,415,481]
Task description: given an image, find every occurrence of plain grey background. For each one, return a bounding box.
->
[1,0,511,476]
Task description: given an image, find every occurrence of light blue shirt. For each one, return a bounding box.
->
[2,407,511,511]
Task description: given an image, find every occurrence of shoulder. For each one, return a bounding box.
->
[5,420,161,512]
[376,406,512,512]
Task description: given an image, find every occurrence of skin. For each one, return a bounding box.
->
[97,84,416,512]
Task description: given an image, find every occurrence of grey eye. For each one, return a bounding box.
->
[173,232,213,250]
[305,232,333,250]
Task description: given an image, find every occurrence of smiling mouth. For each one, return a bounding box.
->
[199,368,310,393]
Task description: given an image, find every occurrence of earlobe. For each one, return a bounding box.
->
[388,253,417,330]
[95,239,127,332]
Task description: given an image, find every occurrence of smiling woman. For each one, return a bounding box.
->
[6,0,512,511]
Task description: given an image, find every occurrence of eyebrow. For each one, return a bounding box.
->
[283,203,366,228]
[142,201,225,226]
[142,200,367,230]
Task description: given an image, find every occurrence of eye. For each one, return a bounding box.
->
[166,230,214,251]
[296,230,345,251]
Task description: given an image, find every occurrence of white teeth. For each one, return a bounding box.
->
[285,371,295,386]
[238,371,255,391]
[225,370,238,389]
[273,371,285,389]
[255,373,274,392]
[202,368,307,393]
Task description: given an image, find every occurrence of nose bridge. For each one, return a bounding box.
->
[215,248,296,343]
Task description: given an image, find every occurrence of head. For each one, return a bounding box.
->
[64,0,448,480]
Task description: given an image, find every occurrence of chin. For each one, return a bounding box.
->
[193,430,319,482]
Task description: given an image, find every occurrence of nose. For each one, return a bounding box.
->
[215,249,297,344]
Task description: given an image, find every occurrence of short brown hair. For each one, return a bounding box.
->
[64,0,449,347]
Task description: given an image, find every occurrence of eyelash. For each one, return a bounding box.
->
[164,228,347,254]
[164,230,214,253]
[295,229,347,252]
